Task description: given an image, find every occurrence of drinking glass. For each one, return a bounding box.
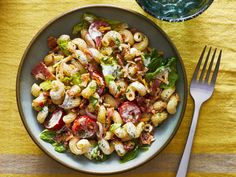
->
[136,0,214,22]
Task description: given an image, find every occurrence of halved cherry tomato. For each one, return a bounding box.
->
[118,101,141,124]
[44,108,65,130]
[72,116,98,138]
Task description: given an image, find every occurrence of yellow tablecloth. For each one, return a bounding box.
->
[0,0,236,176]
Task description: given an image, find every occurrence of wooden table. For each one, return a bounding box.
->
[0,0,236,176]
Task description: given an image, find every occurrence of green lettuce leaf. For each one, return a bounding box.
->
[72,13,98,34]
[52,142,66,153]
[120,146,139,163]
[145,57,179,88]
[142,49,166,72]
[72,13,124,34]
[39,129,56,144]
[40,130,66,153]
[160,57,178,89]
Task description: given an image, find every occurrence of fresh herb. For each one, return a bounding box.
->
[89,96,98,108]
[40,129,56,143]
[89,85,97,92]
[120,146,139,163]
[52,142,66,153]
[109,123,121,132]
[57,38,70,56]
[117,85,121,91]
[61,73,82,86]
[115,37,121,46]
[90,145,110,161]
[101,56,114,65]
[104,75,115,84]
[71,73,82,85]
[39,80,52,91]
[61,76,72,85]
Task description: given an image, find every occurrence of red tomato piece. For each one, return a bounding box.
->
[44,109,65,130]
[72,116,98,138]
[118,101,141,124]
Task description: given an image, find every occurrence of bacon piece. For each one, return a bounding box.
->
[129,28,138,34]
[47,36,58,50]
[31,62,55,80]
[151,79,161,94]
[123,141,135,151]
[139,132,154,145]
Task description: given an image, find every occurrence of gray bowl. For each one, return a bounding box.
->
[16,5,187,174]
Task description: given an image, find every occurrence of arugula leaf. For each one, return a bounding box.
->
[120,146,139,163]
[39,80,52,91]
[40,129,56,144]
[52,142,66,153]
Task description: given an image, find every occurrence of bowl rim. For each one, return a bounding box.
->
[136,0,214,22]
[16,4,188,174]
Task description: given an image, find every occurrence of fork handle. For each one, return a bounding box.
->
[176,101,202,177]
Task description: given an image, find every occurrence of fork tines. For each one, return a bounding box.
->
[191,46,222,85]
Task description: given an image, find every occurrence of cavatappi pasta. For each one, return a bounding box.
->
[31,13,180,162]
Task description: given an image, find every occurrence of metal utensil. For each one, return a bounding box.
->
[176,46,222,177]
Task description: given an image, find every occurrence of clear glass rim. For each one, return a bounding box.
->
[136,0,214,22]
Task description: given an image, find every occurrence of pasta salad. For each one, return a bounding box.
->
[31,13,180,162]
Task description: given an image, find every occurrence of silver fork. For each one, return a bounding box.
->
[176,46,222,177]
